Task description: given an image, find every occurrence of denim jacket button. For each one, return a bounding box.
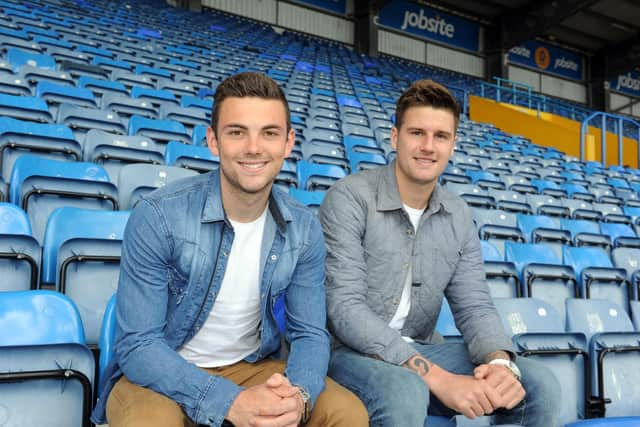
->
[270,254,278,261]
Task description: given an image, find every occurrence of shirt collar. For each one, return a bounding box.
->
[201,169,292,231]
[376,161,452,215]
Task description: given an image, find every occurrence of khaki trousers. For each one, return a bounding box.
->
[106,359,368,427]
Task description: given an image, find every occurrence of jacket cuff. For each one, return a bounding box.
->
[193,376,244,427]
[379,334,420,365]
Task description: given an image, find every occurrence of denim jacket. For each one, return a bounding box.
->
[92,170,330,426]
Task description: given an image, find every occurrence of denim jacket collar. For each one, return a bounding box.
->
[376,161,451,215]
[201,169,292,232]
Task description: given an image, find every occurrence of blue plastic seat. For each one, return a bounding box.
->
[301,141,348,169]
[101,93,157,120]
[566,299,640,417]
[159,104,209,131]
[347,151,386,172]
[289,188,325,213]
[164,141,219,173]
[7,47,56,72]
[467,170,506,191]
[0,290,94,426]
[471,208,524,256]
[611,247,640,298]
[0,116,82,182]
[131,86,178,106]
[343,135,386,157]
[92,56,133,73]
[0,202,40,290]
[78,76,129,99]
[563,199,603,221]
[128,115,190,145]
[490,190,532,214]
[83,129,165,182]
[560,218,611,249]
[563,246,630,313]
[117,163,198,210]
[296,160,346,191]
[35,81,97,116]
[9,155,118,244]
[527,194,570,218]
[18,64,75,88]
[0,73,32,96]
[504,242,577,316]
[516,214,570,256]
[192,124,207,146]
[134,64,172,80]
[593,203,632,224]
[57,104,126,137]
[600,223,640,248]
[446,183,496,209]
[501,174,538,194]
[181,95,212,112]
[112,70,155,89]
[0,93,52,123]
[494,297,588,424]
[41,207,129,345]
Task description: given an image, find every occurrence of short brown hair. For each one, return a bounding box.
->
[395,79,460,130]
[211,72,290,133]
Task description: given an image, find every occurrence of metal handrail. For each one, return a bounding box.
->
[579,111,640,166]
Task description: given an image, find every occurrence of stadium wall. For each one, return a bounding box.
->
[469,95,639,169]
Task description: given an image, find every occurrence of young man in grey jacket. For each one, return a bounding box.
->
[319,79,561,426]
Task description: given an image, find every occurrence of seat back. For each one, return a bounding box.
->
[10,155,118,243]
[0,290,94,426]
[42,207,129,344]
[296,160,346,191]
[0,203,40,290]
[164,140,219,173]
[117,163,198,210]
[98,294,117,394]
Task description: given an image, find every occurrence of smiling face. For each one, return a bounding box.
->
[391,106,456,205]
[206,96,294,199]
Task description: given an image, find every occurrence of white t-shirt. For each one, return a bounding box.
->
[179,207,268,367]
[388,204,425,339]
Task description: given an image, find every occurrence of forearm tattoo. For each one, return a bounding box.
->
[404,355,431,377]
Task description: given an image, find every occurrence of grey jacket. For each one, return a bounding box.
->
[319,162,514,366]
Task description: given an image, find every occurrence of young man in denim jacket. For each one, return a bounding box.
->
[92,72,367,427]
[320,79,561,426]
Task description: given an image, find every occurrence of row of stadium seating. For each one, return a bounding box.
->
[1,0,640,425]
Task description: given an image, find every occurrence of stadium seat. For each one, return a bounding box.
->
[504,242,577,317]
[159,104,209,132]
[288,188,325,213]
[41,207,129,345]
[599,223,640,248]
[78,76,129,99]
[494,297,589,424]
[296,160,346,191]
[128,115,191,145]
[472,208,524,256]
[36,81,97,111]
[131,86,178,107]
[164,141,219,172]
[516,214,570,249]
[0,202,40,290]
[0,73,31,96]
[346,151,386,172]
[560,218,611,249]
[566,299,640,417]
[0,116,82,182]
[9,155,118,244]
[562,246,630,313]
[490,190,532,214]
[563,199,603,221]
[181,95,212,113]
[192,124,208,146]
[0,93,52,123]
[7,47,56,72]
[83,130,165,182]
[117,163,198,210]
[445,183,496,209]
[0,290,94,426]
[593,203,632,224]
[57,103,127,138]
[101,93,157,120]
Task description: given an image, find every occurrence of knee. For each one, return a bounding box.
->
[312,379,369,427]
[518,358,562,410]
[375,369,429,424]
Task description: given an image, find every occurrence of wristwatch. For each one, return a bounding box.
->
[297,387,312,424]
[489,358,521,381]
